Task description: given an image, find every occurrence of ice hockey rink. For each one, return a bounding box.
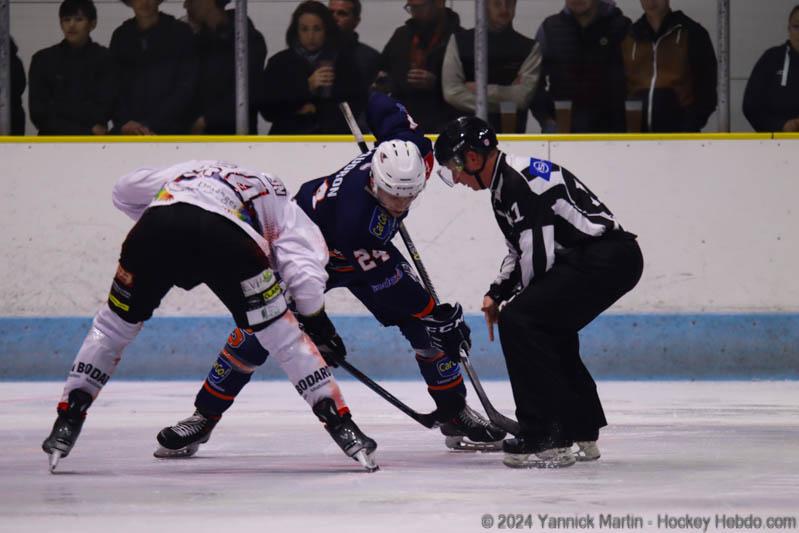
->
[2,380,798,533]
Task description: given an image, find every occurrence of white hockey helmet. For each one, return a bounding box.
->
[370,140,427,199]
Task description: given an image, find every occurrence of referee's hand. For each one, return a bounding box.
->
[481,295,500,342]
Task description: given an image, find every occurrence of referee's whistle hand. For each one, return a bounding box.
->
[481,295,499,342]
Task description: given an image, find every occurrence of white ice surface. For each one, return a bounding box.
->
[2,381,798,533]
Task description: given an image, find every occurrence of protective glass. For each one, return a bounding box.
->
[434,157,464,188]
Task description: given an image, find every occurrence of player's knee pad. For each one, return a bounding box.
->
[62,305,143,401]
[195,328,268,416]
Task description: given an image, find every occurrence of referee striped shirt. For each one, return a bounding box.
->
[486,152,634,303]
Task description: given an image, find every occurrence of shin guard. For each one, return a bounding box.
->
[61,305,142,402]
[195,328,268,416]
[254,313,347,414]
[416,350,466,418]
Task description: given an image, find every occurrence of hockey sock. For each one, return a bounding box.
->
[253,313,347,413]
[195,328,268,417]
[416,350,466,417]
[61,305,142,403]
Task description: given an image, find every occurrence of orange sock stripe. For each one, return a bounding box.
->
[337,406,351,418]
[412,296,436,318]
[220,349,255,374]
[202,380,236,401]
[427,375,464,391]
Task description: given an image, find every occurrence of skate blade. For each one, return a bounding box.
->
[153,443,200,459]
[48,450,62,473]
[502,452,576,469]
[444,435,503,453]
[353,450,379,473]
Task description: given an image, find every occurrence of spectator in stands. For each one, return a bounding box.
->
[622,0,717,132]
[441,0,540,133]
[530,0,629,133]
[329,0,379,88]
[260,0,363,134]
[110,0,198,135]
[743,5,799,132]
[9,37,26,135]
[185,0,266,134]
[377,0,462,133]
[28,0,115,135]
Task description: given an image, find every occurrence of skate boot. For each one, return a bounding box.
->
[154,410,219,459]
[42,389,93,472]
[312,398,378,472]
[502,436,576,469]
[440,404,506,452]
[574,440,601,461]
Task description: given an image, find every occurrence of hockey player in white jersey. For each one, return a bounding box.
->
[41,160,378,472]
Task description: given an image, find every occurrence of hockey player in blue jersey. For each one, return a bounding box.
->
[154,93,506,457]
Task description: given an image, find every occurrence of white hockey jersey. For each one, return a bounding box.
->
[112,160,329,316]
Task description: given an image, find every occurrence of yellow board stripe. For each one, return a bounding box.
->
[0,132,793,144]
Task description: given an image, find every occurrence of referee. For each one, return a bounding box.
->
[434,117,643,469]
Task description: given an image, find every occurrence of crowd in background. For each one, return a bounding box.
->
[4,0,799,136]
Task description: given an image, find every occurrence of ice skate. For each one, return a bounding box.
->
[154,410,219,459]
[502,437,576,469]
[574,440,601,461]
[42,389,93,472]
[313,398,378,472]
[440,404,506,452]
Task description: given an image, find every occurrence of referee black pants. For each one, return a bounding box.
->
[497,237,643,446]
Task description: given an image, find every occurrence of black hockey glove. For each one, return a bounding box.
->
[297,308,346,367]
[420,303,471,360]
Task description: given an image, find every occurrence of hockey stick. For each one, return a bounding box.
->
[335,358,438,428]
[338,102,521,436]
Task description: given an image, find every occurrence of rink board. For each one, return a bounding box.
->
[2,313,797,380]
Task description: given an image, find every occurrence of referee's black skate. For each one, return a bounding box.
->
[313,398,378,472]
[42,389,93,473]
[502,437,576,469]
[440,404,506,452]
[154,410,219,458]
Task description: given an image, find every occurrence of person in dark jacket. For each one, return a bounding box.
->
[622,0,717,133]
[531,0,630,133]
[743,5,799,132]
[28,0,115,135]
[184,0,266,134]
[376,0,462,134]
[9,37,27,135]
[110,0,198,135]
[442,0,541,133]
[261,0,364,135]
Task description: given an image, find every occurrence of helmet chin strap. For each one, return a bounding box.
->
[464,153,489,189]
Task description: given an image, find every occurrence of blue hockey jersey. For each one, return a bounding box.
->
[294,92,435,319]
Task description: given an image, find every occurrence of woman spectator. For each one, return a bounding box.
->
[743,5,799,132]
[261,0,363,134]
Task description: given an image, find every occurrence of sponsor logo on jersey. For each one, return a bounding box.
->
[70,361,111,386]
[530,158,552,181]
[368,207,397,243]
[370,266,404,292]
[294,367,332,395]
[209,357,233,385]
[436,359,460,380]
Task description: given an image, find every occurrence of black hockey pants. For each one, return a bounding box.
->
[497,236,643,447]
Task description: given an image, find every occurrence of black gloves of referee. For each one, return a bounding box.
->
[420,303,471,361]
[297,308,346,367]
